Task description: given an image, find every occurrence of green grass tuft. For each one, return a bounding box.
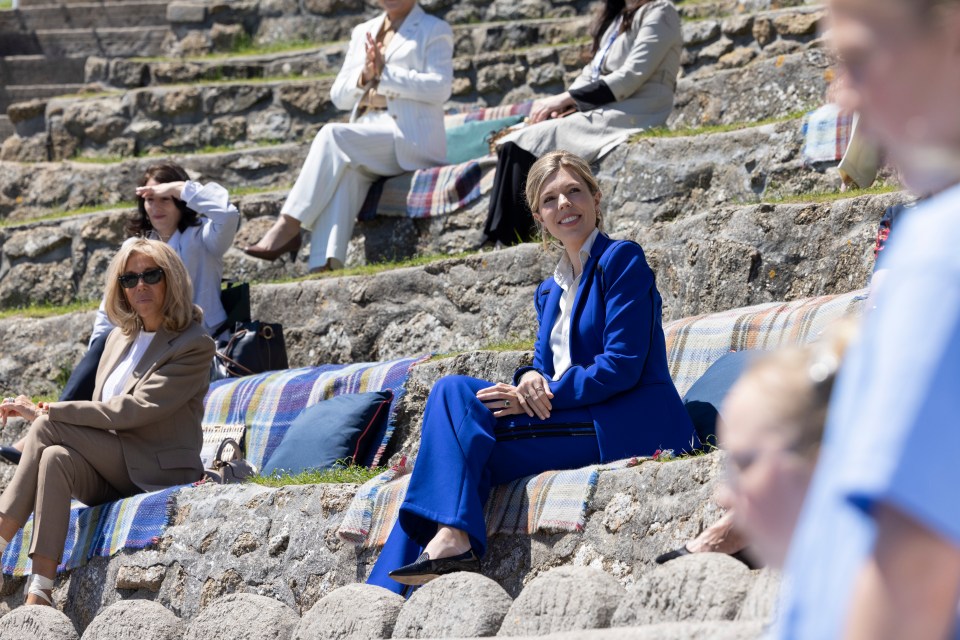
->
[762,184,901,205]
[0,299,99,320]
[0,200,136,229]
[260,249,486,286]
[632,109,812,142]
[0,0,13,10]
[250,464,384,487]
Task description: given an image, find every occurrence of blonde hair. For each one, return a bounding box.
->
[524,150,604,250]
[104,238,202,335]
[734,319,859,457]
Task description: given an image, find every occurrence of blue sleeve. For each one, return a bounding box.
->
[548,243,654,409]
[839,259,960,547]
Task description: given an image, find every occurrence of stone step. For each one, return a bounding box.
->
[0,82,86,111]
[0,54,86,87]
[0,146,906,344]
[86,6,824,91]
[0,116,11,140]
[2,38,828,162]
[29,25,169,57]
[0,1,167,33]
[89,16,593,88]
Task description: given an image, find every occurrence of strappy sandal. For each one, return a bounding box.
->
[24,574,54,606]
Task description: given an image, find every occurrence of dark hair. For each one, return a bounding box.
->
[127,163,202,238]
[591,0,654,53]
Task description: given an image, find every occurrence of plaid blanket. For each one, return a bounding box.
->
[2,485,181,576]
[202,356,428,469]
[664,289,868,397]
[338,456,643,548]
[358,101,534,220]
[801,103,854,165]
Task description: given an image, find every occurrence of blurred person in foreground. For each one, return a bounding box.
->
[776,0,960,638]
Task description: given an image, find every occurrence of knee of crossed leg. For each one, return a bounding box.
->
[37,445,74,483]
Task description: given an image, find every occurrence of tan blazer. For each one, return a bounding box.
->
[48,322,214,491]
[330,3,454,170]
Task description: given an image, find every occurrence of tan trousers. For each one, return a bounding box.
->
[0,416,139,561]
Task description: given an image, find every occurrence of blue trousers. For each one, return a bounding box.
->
[367,375,602,594]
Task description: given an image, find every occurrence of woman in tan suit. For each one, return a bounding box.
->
[0,238,214,606]
[484,0,682,245]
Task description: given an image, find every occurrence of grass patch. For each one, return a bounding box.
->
[480,338,535,352]
[632,109,811,142]
[0,200,136,229]
[133,39,343,63]
[250,464,384,487]
[261,250,485,286]
[0,0,12,10]
[0,299,99,320]
[762,183,901,205]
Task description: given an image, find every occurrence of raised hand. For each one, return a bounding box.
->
[135,181,185,201]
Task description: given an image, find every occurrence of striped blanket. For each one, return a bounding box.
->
[202,356,429,469]
[338,457,643,548]
[664,288,868,397]
[1,485,181,577]
[358,101,534,220]
[801,103,854,165]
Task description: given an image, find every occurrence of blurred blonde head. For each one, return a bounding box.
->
[718,320,858,567]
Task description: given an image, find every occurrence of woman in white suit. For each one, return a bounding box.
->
[483,0,682,246]
[244,0,454,272]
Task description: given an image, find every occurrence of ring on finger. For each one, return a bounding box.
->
[503,399,511,408]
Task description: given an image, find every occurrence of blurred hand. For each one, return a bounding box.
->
[528,92,576,124]
[0,395,40,427]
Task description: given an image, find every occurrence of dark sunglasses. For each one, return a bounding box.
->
[118,268,164,289]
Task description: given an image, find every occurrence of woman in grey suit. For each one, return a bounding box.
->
[484,0,682,246]
[0,239,213,606]
[243,0,453,273]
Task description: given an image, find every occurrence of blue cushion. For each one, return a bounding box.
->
[262,391,393,475]
[445,115,525,165]
[683,351,758,447]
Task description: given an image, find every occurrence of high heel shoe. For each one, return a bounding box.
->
[388,548,481,586]
[243,233,302,262]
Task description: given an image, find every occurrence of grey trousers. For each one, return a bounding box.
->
[0,416,139,561]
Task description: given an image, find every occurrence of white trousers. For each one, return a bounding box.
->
[282,112,404,270]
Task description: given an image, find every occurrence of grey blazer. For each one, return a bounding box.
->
[501,0,682,161]
[49,322,214,491]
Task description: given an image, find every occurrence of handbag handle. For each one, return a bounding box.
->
[214,438,243,467]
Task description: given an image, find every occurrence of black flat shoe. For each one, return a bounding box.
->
[0,446,21,465]
[388,548,481,586]
[655,545,691,564]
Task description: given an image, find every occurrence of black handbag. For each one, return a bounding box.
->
[215,321,289,377]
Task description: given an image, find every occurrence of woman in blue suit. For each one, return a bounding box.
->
[368,150,695,592]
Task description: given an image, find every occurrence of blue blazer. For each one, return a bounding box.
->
[515,233,695,462]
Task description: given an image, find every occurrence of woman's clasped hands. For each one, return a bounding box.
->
[0,395,48,427]
[476,371,555,420]
[361,32,386,85]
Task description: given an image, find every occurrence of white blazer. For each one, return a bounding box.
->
[330,3,454,171]
[91,181,240,342]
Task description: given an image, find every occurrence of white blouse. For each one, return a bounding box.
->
[101,330,156,403]
[549,228,600,380]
